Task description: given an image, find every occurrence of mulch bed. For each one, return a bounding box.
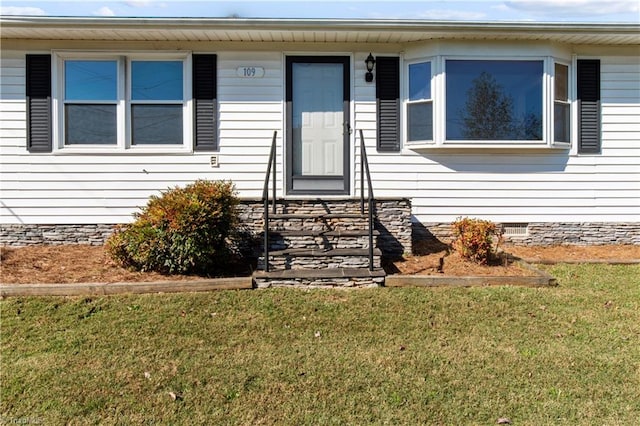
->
[1,242,638,285]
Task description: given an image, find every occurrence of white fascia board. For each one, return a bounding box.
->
[1,16,638,45]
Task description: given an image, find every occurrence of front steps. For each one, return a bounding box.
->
[253,267,386,288]
[253,200,386,288]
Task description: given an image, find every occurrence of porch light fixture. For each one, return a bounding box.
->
[365,53,375,82]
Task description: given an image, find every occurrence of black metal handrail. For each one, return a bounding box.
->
[359,129,375,271]
[262,130,278,272]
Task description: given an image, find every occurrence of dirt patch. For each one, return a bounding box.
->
[2,242,638,284]
[0,245,252,285]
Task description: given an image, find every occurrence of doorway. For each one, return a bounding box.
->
[286,56,350,194]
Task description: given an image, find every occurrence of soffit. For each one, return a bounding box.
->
[1,17,638,46]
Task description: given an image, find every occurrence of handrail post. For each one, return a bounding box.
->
[359,129,375,271]
[262,130,278,273]
[264,197,270,272]
[271,131,277,215]
[368,197,374,271]
[360,131,364,215]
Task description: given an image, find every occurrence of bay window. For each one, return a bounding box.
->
[404,55,572,149]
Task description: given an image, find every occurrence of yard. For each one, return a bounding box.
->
[2,263,639,424]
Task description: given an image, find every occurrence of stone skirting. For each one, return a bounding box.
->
[2,217,638,249]
[0,224,116,246]
[412,221,640,247]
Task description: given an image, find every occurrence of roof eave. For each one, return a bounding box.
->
[1,16,638,45]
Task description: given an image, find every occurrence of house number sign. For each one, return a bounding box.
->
[237,66,265,78]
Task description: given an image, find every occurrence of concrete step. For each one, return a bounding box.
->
[268,219,372,232]
[266,248,382,257]
[270,213,369,220]
[253,267,386,288]
[266,230,379,251]
[258,248,382,270]
[269,230,379,237]
[267,235,372,251]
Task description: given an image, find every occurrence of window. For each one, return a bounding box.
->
[56,53,192,151]
[29,53,217,153]
[64,60,118,145]
[445,60,543,141]
[130,60,184,145]
[407,61,433,142]
[402,55,575,149]
[554,63,570,143]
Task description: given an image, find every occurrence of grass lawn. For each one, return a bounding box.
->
[2,264,639,425]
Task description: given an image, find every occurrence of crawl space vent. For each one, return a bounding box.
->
[502,223,529,237]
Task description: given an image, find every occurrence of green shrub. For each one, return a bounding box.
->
[451,217,501,264]
[106,180,239,275]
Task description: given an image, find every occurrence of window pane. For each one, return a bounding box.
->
[131,61,183,100]
[131,104,183,145]
[446,60,543,141]
[409,62,431,101]
[408,102,433,141]
[65,61,117,101]
[65,104,117,145]
[555,63,568,101]
[554,102,570,142]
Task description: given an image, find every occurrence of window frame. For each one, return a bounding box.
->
[404,59,434,144]
[52,51,192,153]
[402,54,573,150]
[552,59,572,146]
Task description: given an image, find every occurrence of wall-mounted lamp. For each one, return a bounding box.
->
[364,53,375,82]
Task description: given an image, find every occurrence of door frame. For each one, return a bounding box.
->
[285,55,351,195]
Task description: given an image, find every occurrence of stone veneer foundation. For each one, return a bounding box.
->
[0,224,116,246]
[1,209,638,250]
[413,222,640,246]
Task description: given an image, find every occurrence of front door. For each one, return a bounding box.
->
[286,56,350,194]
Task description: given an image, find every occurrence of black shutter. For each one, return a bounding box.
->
[376,56,400,152]
[193,54,218,151]
[577,59,601,154]
[26,54,52,153]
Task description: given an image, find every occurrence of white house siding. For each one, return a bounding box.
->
[1,43,639,230]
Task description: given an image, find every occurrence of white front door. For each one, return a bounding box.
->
[287,57,350,194]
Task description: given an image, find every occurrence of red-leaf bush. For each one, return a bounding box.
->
[451,217,501,264]
[106,180,239,275]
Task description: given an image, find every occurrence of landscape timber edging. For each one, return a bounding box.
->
[517,258,640,265]
[0,278,253,297]
[385,261,558,288]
